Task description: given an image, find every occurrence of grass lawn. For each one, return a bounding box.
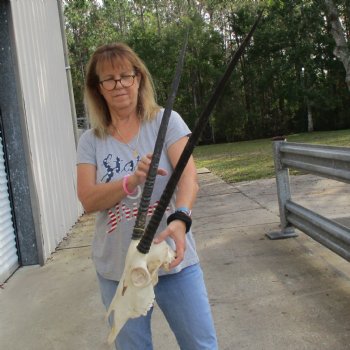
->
[193,129,350,183]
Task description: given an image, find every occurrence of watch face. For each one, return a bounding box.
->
[175,207,191,217]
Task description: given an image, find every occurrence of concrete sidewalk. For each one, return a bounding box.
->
[1,170,350,350]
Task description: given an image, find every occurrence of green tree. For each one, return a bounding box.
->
[64,0,350,140]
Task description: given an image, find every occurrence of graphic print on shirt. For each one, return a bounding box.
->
[106,201,170,234]
[101,154,141,182]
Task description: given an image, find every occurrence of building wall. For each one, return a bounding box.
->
[9,0,83,260]
[0,0,40,273]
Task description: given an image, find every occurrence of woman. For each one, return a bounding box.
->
[77,42,218,350]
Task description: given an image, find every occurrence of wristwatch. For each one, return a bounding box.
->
[175,206,192,217]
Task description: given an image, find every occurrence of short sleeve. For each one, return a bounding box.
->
[164,110,191,150]
[76,129,97,165]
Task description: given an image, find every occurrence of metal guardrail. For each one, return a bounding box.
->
[267,139,350,262]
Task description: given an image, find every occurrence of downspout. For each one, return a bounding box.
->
[56,0,79,146]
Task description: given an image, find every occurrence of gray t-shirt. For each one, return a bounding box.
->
[77,109,199,281]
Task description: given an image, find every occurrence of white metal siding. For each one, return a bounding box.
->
[10,0,83,260]
[0,135,18,283]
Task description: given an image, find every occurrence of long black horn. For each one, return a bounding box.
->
[137,11,263,254]
[131,28,189,241]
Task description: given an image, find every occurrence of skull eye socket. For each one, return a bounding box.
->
[130,267,151,287]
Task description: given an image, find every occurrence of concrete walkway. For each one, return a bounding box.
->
[1,170,350,350]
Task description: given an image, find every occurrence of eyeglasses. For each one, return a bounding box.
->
[99,74,136,91]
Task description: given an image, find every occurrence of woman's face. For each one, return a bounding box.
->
[97,59,141,116]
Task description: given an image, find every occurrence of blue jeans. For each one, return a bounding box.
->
[97,264,218,350]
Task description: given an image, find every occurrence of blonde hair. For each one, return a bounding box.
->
[84,43,160,138]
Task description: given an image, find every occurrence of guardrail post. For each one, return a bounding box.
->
[266,137,298,239]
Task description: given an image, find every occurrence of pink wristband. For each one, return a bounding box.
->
[122,175,136,195]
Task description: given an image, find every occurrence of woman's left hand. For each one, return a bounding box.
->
[154,220,187,269]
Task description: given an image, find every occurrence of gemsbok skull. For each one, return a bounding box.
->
[106,12,263,345]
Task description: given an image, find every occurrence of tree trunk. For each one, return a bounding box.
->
[307,99,313,132]
[324,0,350,91]
[301,67,314,132]
[153,0,161,36]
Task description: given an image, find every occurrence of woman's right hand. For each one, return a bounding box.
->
[77,154,167,213]
[129,153,168,188]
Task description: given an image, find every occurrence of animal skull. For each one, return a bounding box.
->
[106,239,175,344]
